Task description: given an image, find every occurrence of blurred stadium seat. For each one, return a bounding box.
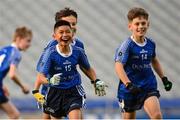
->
[0,0,180,118]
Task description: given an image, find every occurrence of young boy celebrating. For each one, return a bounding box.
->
[0,26,32,119]
[32,20,106,119]
[35,7,106,119]
[114,7,172,119]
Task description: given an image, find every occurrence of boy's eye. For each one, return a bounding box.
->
[58,30,71,34]
[71,22,76,26]
[59,31,64,34]
[141,22,146,25]
[135,23,139,26]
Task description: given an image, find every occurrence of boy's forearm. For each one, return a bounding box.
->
[80,66,97,81]
[152,57,164,78]
[115,62,131,85]
[10,75,24,89]
[34,73,48,90]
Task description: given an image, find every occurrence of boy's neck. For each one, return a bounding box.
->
[131,35,145,43]
[11,42,21,50]
[58,44,70,55]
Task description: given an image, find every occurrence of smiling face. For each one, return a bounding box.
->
[128,16,149,39]
[53,25,73,46]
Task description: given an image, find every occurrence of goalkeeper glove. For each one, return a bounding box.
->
[91,79,108,96]
[162,76,172,91]
[32,90,45,105]
[49,73,61,85]
[126,82,142,95]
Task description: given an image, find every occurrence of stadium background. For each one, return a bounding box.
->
[0,0,180,119]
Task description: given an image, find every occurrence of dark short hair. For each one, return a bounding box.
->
[127,7,149,22]
[54,20,71,31]
[55,7,78,22]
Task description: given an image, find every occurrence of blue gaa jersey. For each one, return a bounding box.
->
[114,37,157,94]
[40,45,90,89]
[36,37,84,72]
[0,44,21,88]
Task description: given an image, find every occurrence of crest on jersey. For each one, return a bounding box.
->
[140,49,148,54]
[63,60,71,65]
[119,51,122,56]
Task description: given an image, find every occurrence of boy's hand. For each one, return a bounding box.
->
[92,79,108,96]
[22,85,30,94]
[49,73,61,85]
[162,77,172,91]
[32,90,45,105]
[3,86,10,97]
[126,82,142,95]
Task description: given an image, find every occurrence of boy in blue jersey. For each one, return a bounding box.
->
[0,26,32,119]
[114,7,172,119]
[35,7,103,119]
[32,20,106,119]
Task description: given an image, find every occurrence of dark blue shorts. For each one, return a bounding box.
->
[0,87,8,104]
[44,85,86,118]
[118,90,160,112]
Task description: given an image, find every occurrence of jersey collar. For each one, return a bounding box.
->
[11,43,18,48]
[71,38,77,46]
[130,36,147,47]
[56,44,72,57]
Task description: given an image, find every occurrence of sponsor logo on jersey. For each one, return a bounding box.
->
[132,64,151,70]
[54,67,62,70]
[63,60,71,65]
[140,49,148,54]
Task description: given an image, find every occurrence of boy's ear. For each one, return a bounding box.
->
[147,21,150,28]
[52,33,55,39]
[15,36,22,43]
[128,22,132,31]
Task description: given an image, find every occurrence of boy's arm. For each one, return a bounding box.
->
[115,62,142,94]
[115,62,131,85]
[34,73,49,90]
[8,64,29,94]
[151,56,164,78]
[152,56,172,91]
[79,66,107,96]
[32,73,48,105]
[80,66,96,82]
[2,85,10,97]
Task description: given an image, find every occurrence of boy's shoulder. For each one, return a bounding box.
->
[74,37,83,43]
[44,39,58,50]
[117,37,134,48]
[72,45,84,50]
[145,37,156,46]
[0,45,19,53]
[47,44,57,52]
[73,37,84,49]
[44,44,57,56]
[72,45,85,54]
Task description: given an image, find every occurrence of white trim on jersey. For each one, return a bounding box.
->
[71,39,76,46]
[131,36,147,47]
[76,85,86,109]
[56,44,72,57]
[76,85,86,96]
[11,43,18,48]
